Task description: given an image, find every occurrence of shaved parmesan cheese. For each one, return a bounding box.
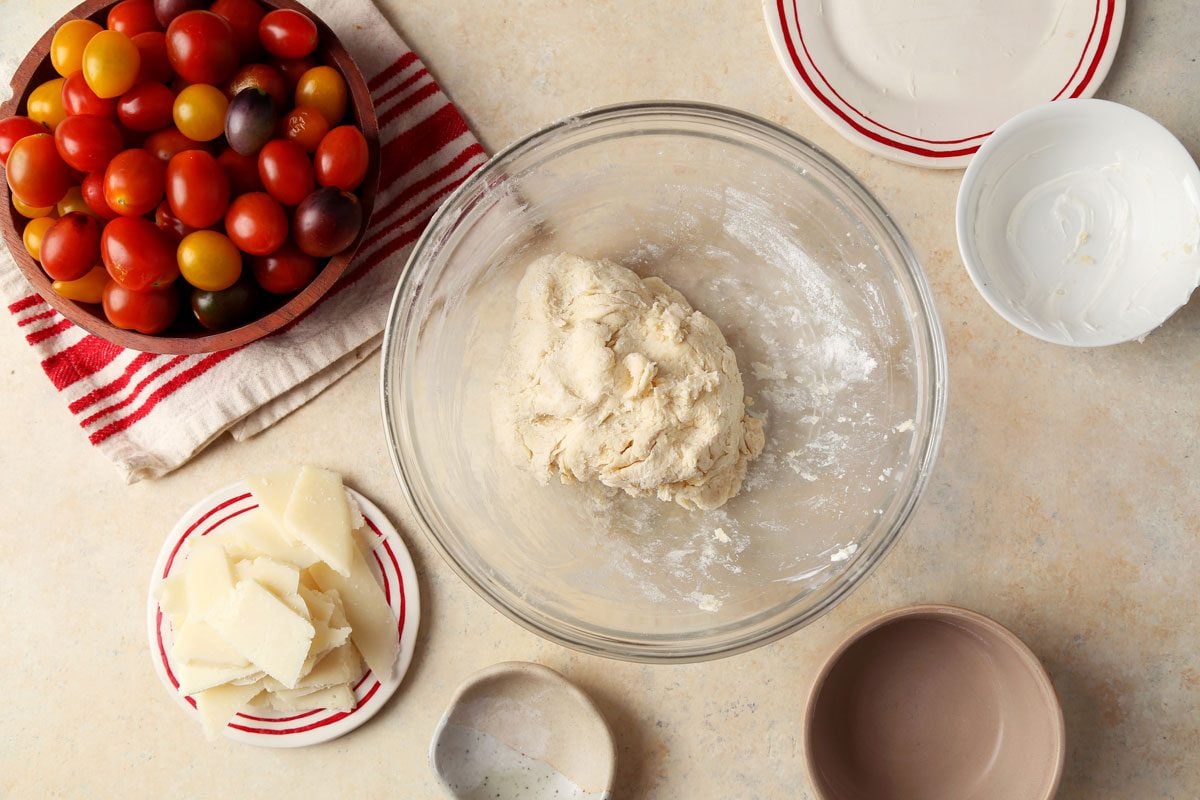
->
[156,574,188,628]
[194,681,264,740]
[245,466,302,532]
[270,684,356,713]
[283,466,354,577]
[207,580,315,689]
[310,543,398,679]
[175,661,261,695]
[295,643,360,690]
[233,557,300,598]
[171,619,249,667]
[222,511,319,569]
[184,538,234,621]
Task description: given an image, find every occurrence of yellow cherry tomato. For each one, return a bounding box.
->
[295,66,347,126]
[26,78,67,131]
[173,84,229,142]
[22,217,56,261]
[56,186,92,217]
[50,19,102,77]
[82,30,140,99]
[53,265,109,304]
[12,194,56,219]
[177,230,242,291]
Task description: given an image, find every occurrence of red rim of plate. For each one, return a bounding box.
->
[145,481,421,748]
[763,0,1126,167]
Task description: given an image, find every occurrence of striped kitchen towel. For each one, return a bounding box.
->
[0,0,487,482]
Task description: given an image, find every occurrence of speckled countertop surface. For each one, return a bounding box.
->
[1,1,1198,797]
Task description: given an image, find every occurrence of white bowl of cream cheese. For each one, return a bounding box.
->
[957,99,1200,347]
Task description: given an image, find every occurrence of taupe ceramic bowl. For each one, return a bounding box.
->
[805,604,1065,800]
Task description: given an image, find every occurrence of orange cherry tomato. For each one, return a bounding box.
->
[281,106,328,153]
[177,230,242,291]
[12,194,55,219]
[22,217,56,261]
[56,186,92,218]
[172,83,228,141]
[315,126,368,191]
[27,78,68,131]
[50,19,103,77]
[6,133,72,208]
[294,66,346,126]
[53,265,109,304]
[82,30,142,99]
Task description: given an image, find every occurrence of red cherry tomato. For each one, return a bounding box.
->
[108,0,162,36]
[144,127,203,161]
[225,192,287,255]
[166,11,238,85]
[257,139,313,206]
[81,171,119,220]
[6,133,72,207]
[250,241,317,294]
[131,31,173,84]
[281,106,328,153]
[272,57,317,92]
[210,0,266,55]
[166,149,230,228]
[116,82,174,132]
[259,9,318,59]
[226,63,288,109]
[103,148,165,216]
[102,281,178,333]
[61,71,117,117]
[314,126,369,191]
[217,147,262,194]
[40,212,102,281]
[101,215,178,290]
[53,115,124,174]
[154,199,197,241]
[0,116,47,165]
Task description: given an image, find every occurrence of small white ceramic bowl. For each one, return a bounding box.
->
[957,99,1200,347]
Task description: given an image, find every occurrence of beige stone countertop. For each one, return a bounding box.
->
[2,1,1198,798]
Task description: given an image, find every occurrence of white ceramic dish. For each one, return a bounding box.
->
[957,99,1200,347]
[146,481,421,747]
[763,0,1126,168]
[430,662,615,799]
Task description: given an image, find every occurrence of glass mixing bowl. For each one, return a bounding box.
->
[381,102,947,662]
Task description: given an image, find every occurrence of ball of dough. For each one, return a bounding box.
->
[492,253,765,511]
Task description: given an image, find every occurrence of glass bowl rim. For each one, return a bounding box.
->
[380,100,949,663]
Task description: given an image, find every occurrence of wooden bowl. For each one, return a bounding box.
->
[0,0,380,354]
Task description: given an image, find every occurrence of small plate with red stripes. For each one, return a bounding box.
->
[763,0,1126,168]
[146,481,421,747]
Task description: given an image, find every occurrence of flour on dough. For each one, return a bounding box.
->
[492,253,765,511]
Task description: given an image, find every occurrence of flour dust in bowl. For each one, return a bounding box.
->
[382,103,947,661]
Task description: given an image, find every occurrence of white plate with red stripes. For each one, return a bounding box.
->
[763,0,1126,168]
[146,481,420,747]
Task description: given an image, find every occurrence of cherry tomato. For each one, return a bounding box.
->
[225,192,287,255]
[294,66,346,126]
[103,281,178,333]
[280,106,328,153]
[54,114,123,173]
[0,116,47,165]
[144,126,203,161]
[82,30,141,99]
[53,265,109,304]
[257,139,313,206]
[41,212,102,281]
[217,147,262,195]
[166,11,238,85]
[12,194,55,219]
[272,57,317,92]
[172,83,228,142]
[22,217,56,261]
[104,148,165,216]
[154,0,205,27]
[177,230,242,291]
[250,241,317,294]
[82,172,119,220]
[191,277,257,330]
[27,78,68,131]
[131,31,173,84]
[259,10,318,59]
[225,88,276,156]
[6,133,72,208]
[108,0,161,36]
[166,150,229,228]
[51,19,103,77]
[210,0,266,55]
[101,215,178,290]
[61,71,117,117]
[226,63,288,109]
[315,126,369,191]
[117,82,174,132]
[154,199,197,241]
[293,187,361,257]
[56,186,92,217]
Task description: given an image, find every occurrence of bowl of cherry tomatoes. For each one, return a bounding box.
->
[0,0,379,353]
